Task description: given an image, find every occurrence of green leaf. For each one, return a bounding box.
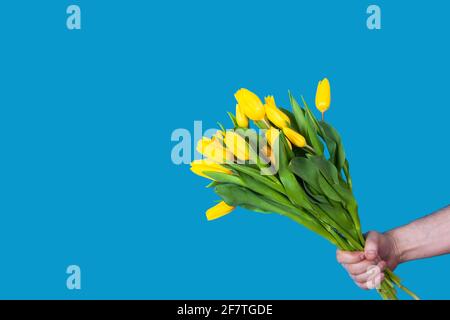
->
[240,204,272,214]
[205,181,219,188]
[227,164,285,194]
[254,120,270,129]
[309,156,339,185]
[278,133,313,211]
[214,184,335,243]
[289,92,323,155]
[289,91,308,138]
[317,173,342,202]
[227,112,238,128]
[343,159,353,190]
[289,157,321,191]
[305,114,324,155]
[301,96,323,135]
[214,184,283,214]
[217,122,226,133]
[318,121,346,172]
[203,172,245,186]
[280,107,300,132]
[315,202,355,231]
[303,181,329,204]
[238,172,292,207]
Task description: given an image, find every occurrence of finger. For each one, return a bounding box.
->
[336,249,365,264]
[345,259,379,276]
[352,261,386,283]
[364,231,381,261]
[366,269,385,290]
[355,272,385,290]
[355,281,369,290]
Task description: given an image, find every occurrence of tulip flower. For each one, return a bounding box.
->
[224,131,250,161]
[190,159,232,180]
[234,88,265,121]
[315,78,331,120]
[206,201,235,221]
[265,127,291,149]
[196,137,212,155]
[282,127,306,148]
[264,96,290,127]
[235,104,249,128]
[197,137,233,163]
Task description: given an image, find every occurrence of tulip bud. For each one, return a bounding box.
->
[196,137,212,155]
[235,104,249,128]
[265,105,290,128]
[224,131,250,161]
[234,88,265,121]
[315,78,331,119]
[197,137,233,163]
[282,127,306,148]
[265,127,291,149]
[190,159,232,180]
[264,96,290,129]
[206,201,235,221]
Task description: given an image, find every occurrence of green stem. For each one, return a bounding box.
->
[385,269,420,300]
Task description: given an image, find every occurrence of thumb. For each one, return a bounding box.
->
[364,231,380,261]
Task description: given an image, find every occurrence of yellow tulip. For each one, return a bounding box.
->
[214,130,225,138]
[190,159,232,180]
[315,78,331,119]
[224,131,250,161]
[265,105,290,128]
[265,127,279,147]
[196,137,212,155]
[261,145,271,158]
[235,104,249,128]
[234,88,265,121]
[264,96,290,129]
[265,127,291,149]
[206,201,235,221]
[283,127,306,148]
[197,137,233,163]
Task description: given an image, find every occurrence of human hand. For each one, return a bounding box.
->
[336,231,400,289]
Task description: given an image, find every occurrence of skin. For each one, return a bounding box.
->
[336,205,450,289]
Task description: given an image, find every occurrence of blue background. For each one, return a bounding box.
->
[0,0,448,299]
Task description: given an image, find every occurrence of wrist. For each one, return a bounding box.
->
[385,221,421,264]
[385,228,406,265]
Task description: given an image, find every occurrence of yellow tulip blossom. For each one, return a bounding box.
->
[197,137,233,163]
[206,201,235,221]
[264,96,290,128]
[265,104,290,128]
[235,104,249,128]
[224,131,250,161]
[315,78,331,119]
[214,130,225,138]
[265,127,291,149]
[283,127,306,148]
[196,137,212,155]
[190,159,232,180]
[234,88,265,121]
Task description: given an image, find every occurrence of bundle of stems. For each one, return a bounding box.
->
[190,79,418,300]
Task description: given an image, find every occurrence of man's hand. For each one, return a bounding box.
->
[336,231,400,290]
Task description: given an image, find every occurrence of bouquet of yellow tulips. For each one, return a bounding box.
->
[190,79,418,300]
